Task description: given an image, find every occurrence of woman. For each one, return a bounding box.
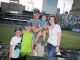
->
[47,15,61,57]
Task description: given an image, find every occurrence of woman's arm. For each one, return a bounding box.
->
[56,32,61,52]
[57,32,61,46]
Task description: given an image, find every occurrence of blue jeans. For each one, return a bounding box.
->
[47,43,56,57]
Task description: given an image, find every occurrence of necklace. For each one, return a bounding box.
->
[50,24,56,29]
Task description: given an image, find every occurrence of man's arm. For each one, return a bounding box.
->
[32,27,41,33]
[31,40,33,56]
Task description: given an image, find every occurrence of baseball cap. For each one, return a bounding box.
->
[15,27,22,32]
[25,22,32,26]
[33,8,40,14]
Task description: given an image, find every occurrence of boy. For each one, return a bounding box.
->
[20,22,33,60]
[9,27,22,60]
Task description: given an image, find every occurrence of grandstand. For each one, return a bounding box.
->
[0,18,28,25]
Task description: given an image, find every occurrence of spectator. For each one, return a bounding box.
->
[9,27,22,60]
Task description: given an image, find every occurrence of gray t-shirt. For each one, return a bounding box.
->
[30,19,43,43]
[30,19,40,27]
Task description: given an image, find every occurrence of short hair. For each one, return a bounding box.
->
[48,15,57,24]
[33,8,40,14]
[15,27,22,32]
[24,22,32,26]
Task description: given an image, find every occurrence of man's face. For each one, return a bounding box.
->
[33,13,40,19]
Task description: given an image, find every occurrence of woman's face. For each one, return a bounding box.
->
[49,17,55,25]
[16,31,22,37]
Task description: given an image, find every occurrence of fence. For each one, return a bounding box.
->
[0,44,9,60]
[0,44,80,60]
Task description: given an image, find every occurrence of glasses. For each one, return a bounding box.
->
[50,19,54,20]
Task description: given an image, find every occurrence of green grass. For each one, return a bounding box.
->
[0,24,80,49]
[0,25,15,43]
[61,30,80,49]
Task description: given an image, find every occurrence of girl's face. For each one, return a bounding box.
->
[42,15,47,21]
[16,31,22,37]
[49,17,55,25]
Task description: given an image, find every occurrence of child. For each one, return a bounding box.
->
[35,14,49,45]
[20,22,33,60]
[9,27,22,60]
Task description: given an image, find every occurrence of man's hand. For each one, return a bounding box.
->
[33,44,36,49]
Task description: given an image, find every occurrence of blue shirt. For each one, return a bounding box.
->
[39,20,48,27]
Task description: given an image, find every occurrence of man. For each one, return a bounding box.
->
[30,8,44,56]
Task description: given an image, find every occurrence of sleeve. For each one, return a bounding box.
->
[29,19,34,26]
[10,37,15,45]
[57,25,61,32]
[29,19,33,22]
[39,20,42,27]
[30,20,35,27]
[46,21,49,25]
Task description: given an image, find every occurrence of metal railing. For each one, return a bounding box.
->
[0,44,9,60]
[0,44,80,60]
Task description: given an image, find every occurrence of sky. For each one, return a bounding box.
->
[57,0,73,14]
[0,0,73,14]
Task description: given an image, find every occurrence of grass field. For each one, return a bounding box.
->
[0,24,80,49]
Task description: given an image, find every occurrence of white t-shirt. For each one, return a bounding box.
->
[47,24,61,46]
[10,36,21,58]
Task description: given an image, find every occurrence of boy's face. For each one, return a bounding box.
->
[25,26,32,31]
[16,30,22,37]
[42,15,47,21]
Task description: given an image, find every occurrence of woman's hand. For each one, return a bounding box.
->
[56,46,59,53]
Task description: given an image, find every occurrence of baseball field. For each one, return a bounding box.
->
[0,24,80,49]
